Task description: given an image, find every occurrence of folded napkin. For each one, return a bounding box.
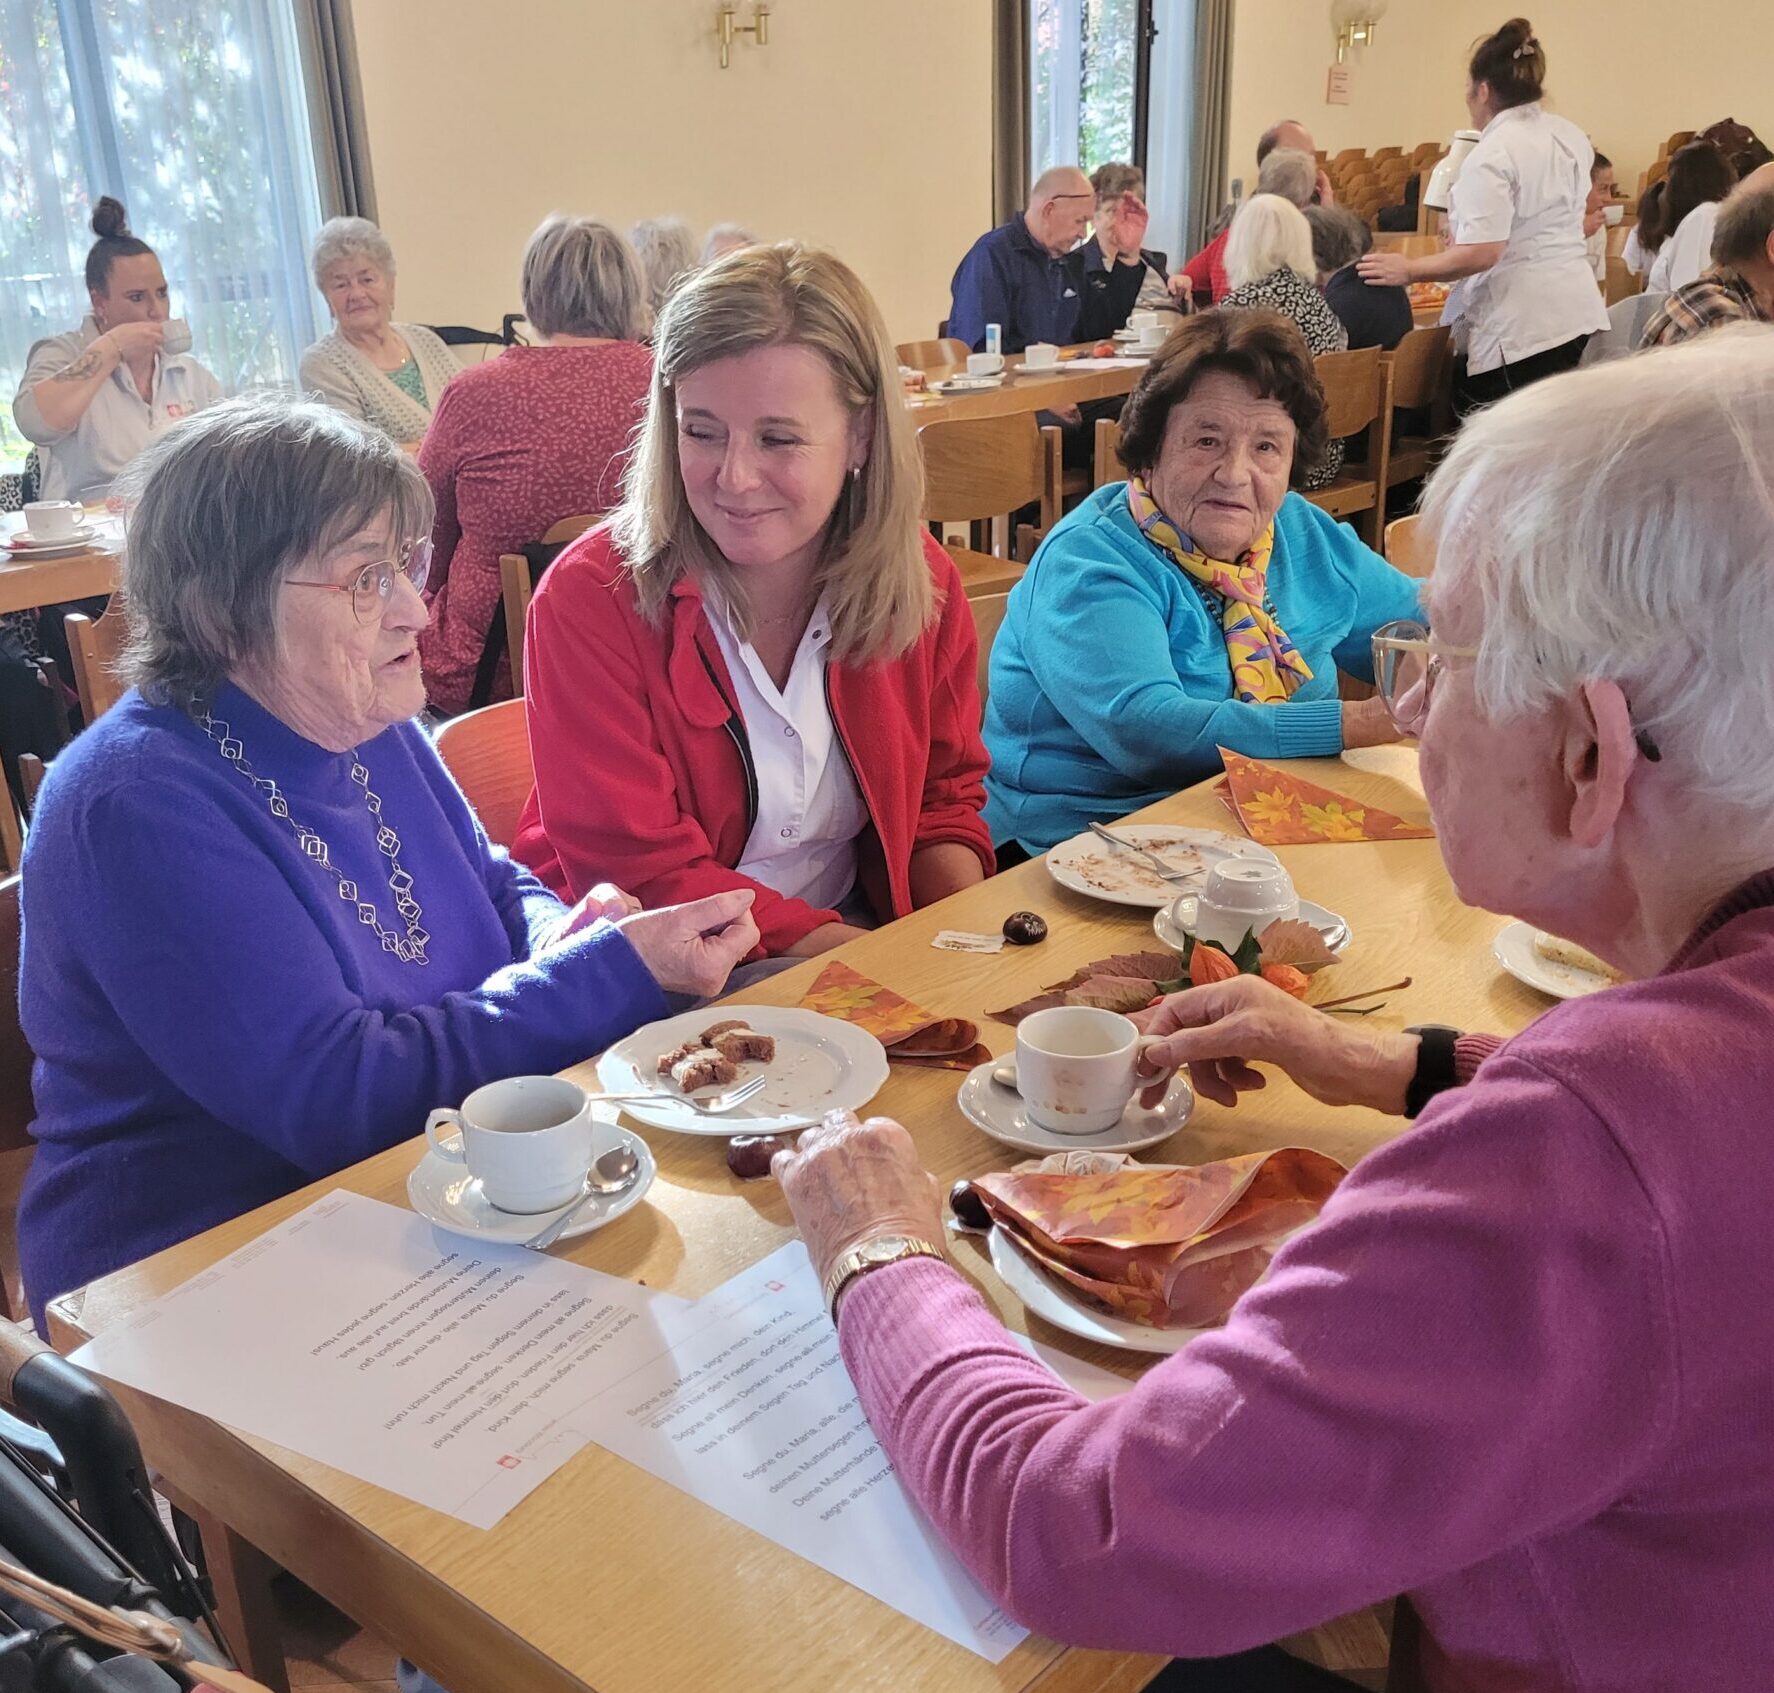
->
[798,961,989,1071]
[1216,747,1434,845]
[974,1147,1346,1328]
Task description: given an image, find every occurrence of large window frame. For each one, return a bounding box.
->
[1030,0,1158,181]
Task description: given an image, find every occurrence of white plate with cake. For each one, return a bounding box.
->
[597,1007,890,1136]
[1492,922,1622,1000]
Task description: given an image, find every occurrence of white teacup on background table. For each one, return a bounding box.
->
[1193,857,1298,953]
[23,500,82,541]
[967,351,1005,377]
[424,1076,606,1213]
[1015,1006,1170,1135]
[1129,309,1161,332]
[1023,342,1060,370]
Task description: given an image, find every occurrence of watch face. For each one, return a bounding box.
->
[862,1236,908,1267]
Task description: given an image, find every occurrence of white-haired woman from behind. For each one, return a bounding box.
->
[770,324,1774,1693]
[1219,192,1347,487]
[299,216,459,450]
[630,216,698,327]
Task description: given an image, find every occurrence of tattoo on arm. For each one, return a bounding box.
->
[50,345,106,383]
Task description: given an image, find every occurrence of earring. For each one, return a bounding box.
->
[845,465,863,529]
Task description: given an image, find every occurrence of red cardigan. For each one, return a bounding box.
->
[512,526,994,955]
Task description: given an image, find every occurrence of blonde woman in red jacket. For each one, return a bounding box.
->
[512,244,993,958]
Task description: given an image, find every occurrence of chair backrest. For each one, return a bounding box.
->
[64,598,130,724]
[1093,418,1125,489]
[897,337,969,369]
[433,698,534,851]
[918,413,1047,527]
[1384,515,1433,579]
[1385,325,1452,411]
[491,513,603,704]
[1,875,31,1321]
[1314,346,1385,437]
[968,592,1011,713]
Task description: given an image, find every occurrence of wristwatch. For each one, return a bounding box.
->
[822,1234,945,1317]
[1403,1024,1463,1119]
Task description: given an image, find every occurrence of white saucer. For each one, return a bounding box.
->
[2,532,98,559]
[933,373,1006,392]
[1492,921,1615,1001]
[956,1057,1193,1156]
[405,1124,655,1246]
[987,1226,1200,1354]
[1153,895,1350,958]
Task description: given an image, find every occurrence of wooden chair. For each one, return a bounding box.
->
[1605,258,1646,307]
[1040,424,1092,526]
[941,542,1024,599]
[1381,325,1453,490]
[1092,417,1125,489]
[896,337,968,369]
[434,698,534,851]
[968,592,1011,714]
[918,413,1054,561]
[497,514,602,698]
[1384,514,1433,579]
[1,876,32,1323]
[64,598,129,724]
[0,797,19,879]
[1304,347,1391,548]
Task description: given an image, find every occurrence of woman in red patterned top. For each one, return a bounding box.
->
[417,215,653,714]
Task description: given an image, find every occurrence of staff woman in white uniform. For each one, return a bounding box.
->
[1647,141,1738,295]
[11,198,223,501]
[1357,18,1607,413]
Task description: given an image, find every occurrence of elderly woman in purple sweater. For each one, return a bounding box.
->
[774,324,1774,1693]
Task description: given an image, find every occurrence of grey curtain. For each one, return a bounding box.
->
[1186,0,1234,251]
[294,0,378,222]
[992,0,1029,226]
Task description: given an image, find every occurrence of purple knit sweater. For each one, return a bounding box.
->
[840,878,1774,1691]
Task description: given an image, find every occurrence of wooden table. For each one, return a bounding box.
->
[50,749,1547,1693]
[905,347,1146,427]
[0,512,120,615]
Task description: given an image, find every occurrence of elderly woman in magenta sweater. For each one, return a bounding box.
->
[775,326,1774,1692]
[17,396,759,1326]
[983,308,1420,857]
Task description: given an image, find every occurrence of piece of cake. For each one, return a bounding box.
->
[699,1018,750,1043]
[1533,933,1623,982]
[656,1039,702,1076]
[669,1047,738,1092]
[711,1027,776,1064]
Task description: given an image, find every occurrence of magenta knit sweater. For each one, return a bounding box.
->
[840,880,1774,1691]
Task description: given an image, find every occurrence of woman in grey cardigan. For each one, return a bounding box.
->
[299,217,459,450]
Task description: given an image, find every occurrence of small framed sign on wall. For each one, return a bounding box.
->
[1325,63,1353,105]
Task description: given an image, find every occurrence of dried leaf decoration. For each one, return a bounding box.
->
[1257,917,1340,972]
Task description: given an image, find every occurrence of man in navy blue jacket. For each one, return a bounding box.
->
[948,166,1148,353]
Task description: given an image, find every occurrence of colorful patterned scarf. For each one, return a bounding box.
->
[1127,476,1313,704]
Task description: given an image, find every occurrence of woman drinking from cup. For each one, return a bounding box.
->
[16,394,759,1328]
[513,243,994,959]
[11,197,223,501]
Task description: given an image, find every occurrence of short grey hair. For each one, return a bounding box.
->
[1422,323,1774,814]
[310,216,396,291]
[117,394,433,709]
[1225,193,1317,290]
[629,216,698,319]
[1256,148,1316,209]
[1712,181,1774,268]
[701,222,759,265]
[521,215,644,341]
[1305,204,1371,275]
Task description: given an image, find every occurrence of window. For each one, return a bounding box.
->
[0,0,326,463]
[1030,0,1148,180]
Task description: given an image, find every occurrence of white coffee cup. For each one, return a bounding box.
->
[159,317,194,356]
[1136,323,1170,352]
[1130,309,1161,331]
[1016,1006,1169,1135]
[1023,342,1060,369]
[23,500,81,541]
[967,351,1005,377]
[1193,858,1299,953]
[424,1076,607,1213]
[1603,203,1624,227]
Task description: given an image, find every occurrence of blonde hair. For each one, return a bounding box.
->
[613,242,933,662]
[1226,193,1318,290]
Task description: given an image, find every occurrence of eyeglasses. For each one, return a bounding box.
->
[286,537,434,623]
[1371,619,1663,761]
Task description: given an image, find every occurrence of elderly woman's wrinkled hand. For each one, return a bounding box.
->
[1131,975,1419,1114]
[1356,251,1412,289]
[548,882,645,947]
[611,887,759,998]
[772,1112,945,1288]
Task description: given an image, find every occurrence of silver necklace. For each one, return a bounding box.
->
[198,710,431,966]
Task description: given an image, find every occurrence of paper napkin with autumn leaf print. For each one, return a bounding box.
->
[1214,748,1435,845]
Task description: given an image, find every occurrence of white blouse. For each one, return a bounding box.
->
[1442,103,1611,374]
[705,595,868,915]
[1648,201,1721,295]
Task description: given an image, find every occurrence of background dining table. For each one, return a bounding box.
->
[0,509,121,616]
[48,747,1552,1693]
[904,344,1149,427]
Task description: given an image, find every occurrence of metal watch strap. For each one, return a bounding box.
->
[823,1236,943,1318]
[1403,1025,1462,1119]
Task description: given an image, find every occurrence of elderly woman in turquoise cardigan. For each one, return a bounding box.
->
[983,308,1423,855]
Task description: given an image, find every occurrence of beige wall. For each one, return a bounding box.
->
[1227,0,1768,198]
[349,0,993,345]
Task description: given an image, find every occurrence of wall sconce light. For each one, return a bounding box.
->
[1331,0,1388,62]
[718,3,770,69]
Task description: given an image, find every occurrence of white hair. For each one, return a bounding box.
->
[701,222,759,264]
[1256,148,1316,208]
[1422,323,1774,814]
[629,216,698,318]
[1225,193,1317,290]
[310,216,395,291]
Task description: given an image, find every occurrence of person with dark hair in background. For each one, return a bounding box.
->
[1179,121,1334,307]
[1356,19,1607,412]
[11,197,222,501]
[1307,204,1412,350]
[1584,151,1617,281]
[1623,176,1668,277]
[1639,162,1774,347]
[1086,163,1183,321]
[1648,140,1738,293]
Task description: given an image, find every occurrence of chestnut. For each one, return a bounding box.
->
[1001,910,1048,946]
[949,1180,992,1231]
[726,1133,789,1181]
